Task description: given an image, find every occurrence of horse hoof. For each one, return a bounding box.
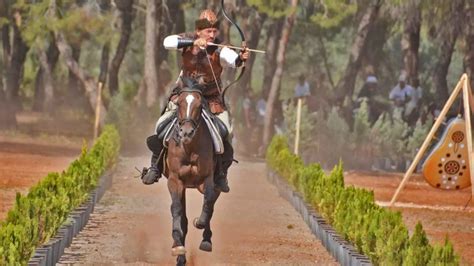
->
[193,217,205,229]
[171,246,186,256]
[199,241,212,252]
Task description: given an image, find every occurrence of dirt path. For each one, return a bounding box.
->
[58,156,337,265]
[0,139,81,221]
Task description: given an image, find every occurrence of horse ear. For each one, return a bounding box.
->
[177,77,184,89]
[180,76,193,89]
[194,75,206,91]
[196,75,206,85]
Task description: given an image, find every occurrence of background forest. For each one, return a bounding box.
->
[1,0,474,171]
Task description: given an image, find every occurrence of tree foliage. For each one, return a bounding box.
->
[310,0,357,30]
[247,0,294,18]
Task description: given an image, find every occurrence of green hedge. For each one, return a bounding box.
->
[266,135,459,265]
[0,125,120,265]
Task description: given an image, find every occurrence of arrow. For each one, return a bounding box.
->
[207,42,266,54]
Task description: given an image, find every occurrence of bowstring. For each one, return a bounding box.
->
[204,47,222,95]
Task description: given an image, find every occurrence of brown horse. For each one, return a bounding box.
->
[163,78,220,265]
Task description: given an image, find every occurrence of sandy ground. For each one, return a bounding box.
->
[56,156,337,265]
[1,133,473,264]
[345,170,474,265]
[0,137,82,220]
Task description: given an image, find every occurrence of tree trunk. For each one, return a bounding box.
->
[37,46,55,113]
[261,18,284,97]
[68,43,83,99]
[142,0,159,108]
[333,0,381,105]
[6,14,29,110]
[1,0,10,92]
[0,1,16,129]
[99,42,110,92]
[33,36,60,111]
[220,2,237,89]
[332,0,381,126]
[317,35,336,89]
[464,2,474,89]
[156,0,169,70]
[33,1,60,112]
[229,8,266,119]
[55,32,107,124]
[224,6,250,111]
[109,0,133,95]
[155,0,174,102]
[239,11,266,93]
[0,29,15,129]
[262,0,298,148]
[169,0,185,33]
[169,0,185,67]
[206,0,220,12]
[0,86,16,130]
[220,2,233,46]
[401,0,421,85]
[361,16,392,79]
[259,18,283,145]
[432,0,464,106]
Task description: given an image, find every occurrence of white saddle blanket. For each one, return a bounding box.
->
[163,111,224,154]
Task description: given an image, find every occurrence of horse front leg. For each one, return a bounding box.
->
[177,192,188,266]
[193,175,220,252]
[168,176,186,257]
[181,190,188,246]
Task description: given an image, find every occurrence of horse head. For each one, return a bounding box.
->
[176,77,205,144]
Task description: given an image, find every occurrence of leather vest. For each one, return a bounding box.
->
[181,38,225,114]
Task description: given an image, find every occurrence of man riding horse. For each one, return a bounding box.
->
[142,9,249,193]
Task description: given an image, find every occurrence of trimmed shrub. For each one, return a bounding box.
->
[0,125,120,264]
[266,135,459,265]
[403,222,433,266]
[428,237,460,266]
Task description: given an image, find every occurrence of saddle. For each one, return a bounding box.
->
[147,109,227,155]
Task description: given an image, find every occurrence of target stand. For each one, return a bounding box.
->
[389,74,474,206]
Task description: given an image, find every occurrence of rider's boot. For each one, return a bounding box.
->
[142,154,162,185]
[215,140,233,193]
[142,135,164,185]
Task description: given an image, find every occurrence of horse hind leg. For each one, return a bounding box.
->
[193,185,219,229]
[194,178,220,252]
[199,223,212,252]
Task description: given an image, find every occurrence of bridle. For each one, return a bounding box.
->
[176,88,203,140]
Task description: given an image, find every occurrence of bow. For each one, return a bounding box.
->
[220,0,246,106]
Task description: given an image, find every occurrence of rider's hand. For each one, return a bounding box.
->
[239,47,249,61]
[194,38,207,49]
